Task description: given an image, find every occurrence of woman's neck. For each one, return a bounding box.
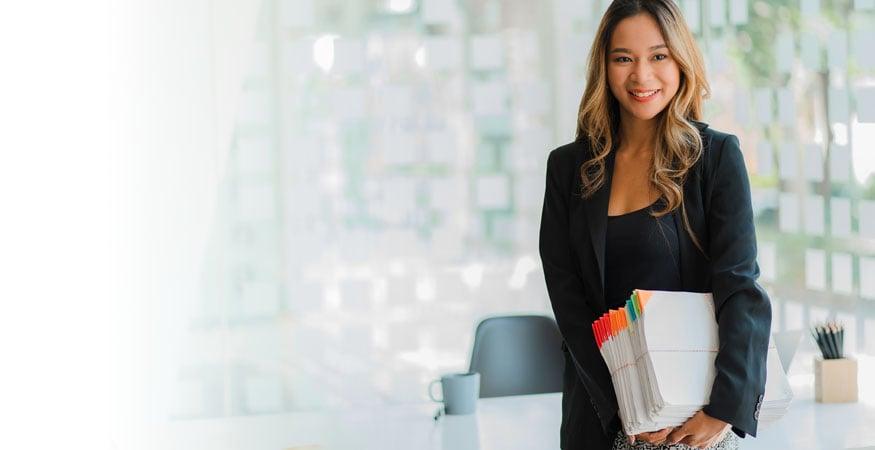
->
[617,114,657,156]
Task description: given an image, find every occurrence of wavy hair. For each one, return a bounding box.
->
[575,0,710,252]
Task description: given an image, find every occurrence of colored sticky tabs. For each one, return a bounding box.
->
[588,289,792,436]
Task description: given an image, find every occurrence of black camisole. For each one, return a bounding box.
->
[604,198,682,309]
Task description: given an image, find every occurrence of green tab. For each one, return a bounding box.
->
[626,298,636,321]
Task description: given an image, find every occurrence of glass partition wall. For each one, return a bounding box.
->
[173,0,875,418]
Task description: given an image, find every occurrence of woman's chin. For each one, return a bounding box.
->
[624,109,662,122]
[616,98,664,120]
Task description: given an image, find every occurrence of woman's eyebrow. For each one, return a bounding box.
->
[609,44,667,54]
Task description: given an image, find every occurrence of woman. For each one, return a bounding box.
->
[538,1,771,449]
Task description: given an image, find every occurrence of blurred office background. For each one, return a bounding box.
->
[188,0,875,419]
[2,0,874,448]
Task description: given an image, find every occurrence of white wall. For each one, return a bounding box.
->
[0,0,260,447]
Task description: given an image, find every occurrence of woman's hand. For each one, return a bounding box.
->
[665,410,730,449]
[626,427,674,446]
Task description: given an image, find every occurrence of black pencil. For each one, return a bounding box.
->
[820,325,836,359]
[814,326,829,359]
[827,324,840,359]
[811,329,826,358]
[827,325,838,359]
[815,325,825,359]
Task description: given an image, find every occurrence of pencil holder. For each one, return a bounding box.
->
[814,357,858,403]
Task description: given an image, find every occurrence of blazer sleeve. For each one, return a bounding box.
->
[700,134,772,439]
[538,148,616,427]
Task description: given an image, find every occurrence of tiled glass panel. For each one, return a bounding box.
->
[177,0,875,418]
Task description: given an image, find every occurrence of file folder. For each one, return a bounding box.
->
[591,290,792,435]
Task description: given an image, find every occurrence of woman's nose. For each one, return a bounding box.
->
[631,60,654,81]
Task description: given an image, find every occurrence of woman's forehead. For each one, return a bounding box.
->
[609,14,666,52]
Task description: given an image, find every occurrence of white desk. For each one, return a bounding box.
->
[150,355,875,450]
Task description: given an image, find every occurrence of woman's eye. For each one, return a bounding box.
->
[653,54,667,61]
[614,56,632,63]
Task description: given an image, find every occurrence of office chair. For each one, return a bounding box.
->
[468,315,564,398]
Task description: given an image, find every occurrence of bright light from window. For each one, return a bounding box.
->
[509,255,537,290]
[461,263,484,288]
[814,128,824,145]
[313,34,337,73]
[325,284,342,310]
[414,45,426,68]
[389,259,407,276]
[852,118,875,183]
[387,0,414,13]
[833,123,849,146]
[320,169,345,193]
[415,276,436,302]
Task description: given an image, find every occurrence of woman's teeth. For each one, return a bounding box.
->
[630,90,659,98]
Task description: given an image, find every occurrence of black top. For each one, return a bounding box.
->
[604,198,682,309]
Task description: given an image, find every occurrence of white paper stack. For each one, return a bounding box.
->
[591,290,792,436]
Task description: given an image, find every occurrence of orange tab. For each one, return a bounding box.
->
[614,308,626,334]
[636,289,652,310]
[607,310,614,336]
[612,308,622,334]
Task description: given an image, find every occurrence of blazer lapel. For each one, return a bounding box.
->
[583,150,615,313]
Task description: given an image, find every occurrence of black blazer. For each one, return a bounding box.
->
[538,121,771,444]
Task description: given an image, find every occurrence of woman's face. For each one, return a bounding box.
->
[606,13,681,124]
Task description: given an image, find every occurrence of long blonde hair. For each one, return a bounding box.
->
[576,0,710,252]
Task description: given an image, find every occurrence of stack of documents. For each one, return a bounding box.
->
[591,290,792,436]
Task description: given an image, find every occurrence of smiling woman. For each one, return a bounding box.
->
[575,0,710,254]
[540,1,769,449]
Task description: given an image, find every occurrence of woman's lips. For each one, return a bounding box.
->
[628,89,661,103]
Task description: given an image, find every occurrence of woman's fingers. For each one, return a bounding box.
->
[666,425,690,445]
[634,432,651,440]
[655,427,674,438]
[635,427,674,444]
